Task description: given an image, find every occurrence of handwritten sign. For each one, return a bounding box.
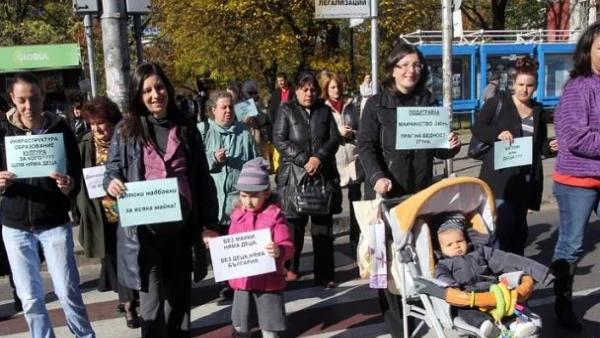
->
[234,98,259,122]
[209,228,276,282]
[117,178,182,227]
[395,107,450,150]
[5,133,66,178]
[82,165,106,199]
[493,136,533,170]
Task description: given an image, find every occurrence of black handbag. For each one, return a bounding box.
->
[293,174,332,215]
[468,97,503,160]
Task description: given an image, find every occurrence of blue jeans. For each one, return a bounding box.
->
[2,224,95,338]
[553,182,600,263]
[495,199,528,255]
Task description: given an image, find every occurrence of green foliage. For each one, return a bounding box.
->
[505,0,547,30]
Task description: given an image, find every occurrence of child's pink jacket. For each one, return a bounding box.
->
[228,203,294,292]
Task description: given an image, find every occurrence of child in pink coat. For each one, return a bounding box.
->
[228,157,294,338]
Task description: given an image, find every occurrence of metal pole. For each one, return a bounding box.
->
[101,0,131,110]
[370,0,378,95]
[133,14,144,65]
[350,26,355,93]
[442,0,454,176]
[84,14,98,97]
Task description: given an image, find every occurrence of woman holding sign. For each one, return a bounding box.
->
[73,96,141,329]
[104,63,219,338]
[471,56,556,256]
[357,41,460,338]
[0,72,95,337]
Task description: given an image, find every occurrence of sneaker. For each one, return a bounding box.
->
[509,319,538,338]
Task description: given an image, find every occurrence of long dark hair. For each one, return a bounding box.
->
[382,41,430,97]
[570,22,600,79]
[121,63,189,143]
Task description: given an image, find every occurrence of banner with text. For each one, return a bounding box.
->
[209,228,276,282]
[493,136,533,170]
[5,133,66,178]
[395,107,450,150]
[82,165,106,199]
[117,178,182,227]
[234,98,259,122]
[315,0,370,19]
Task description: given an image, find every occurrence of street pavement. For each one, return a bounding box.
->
[1,129,600,337]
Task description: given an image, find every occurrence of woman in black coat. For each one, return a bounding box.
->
[471,56,557,256]
[357,41,460,338]
[273,72,341,288]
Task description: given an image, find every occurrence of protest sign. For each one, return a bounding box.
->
[234,98,259,122]
[5,133,66,178]
[395,107,450,150]
[82,165,106,199]
[493,136,533,170]
[209,228,276,282]
[117,178,182,227]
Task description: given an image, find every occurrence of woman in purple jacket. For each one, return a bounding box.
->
[551,22,600,332]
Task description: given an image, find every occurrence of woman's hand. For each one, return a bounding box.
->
[339,126,353,138]
[202,229,219,248]
[374,178,392,196]
[549,139,559,152]
[304,156,321,176]
[266,242,280,258]
[50,172,73,195]
[498,130,514,144]
[447,131,460,149]
[107,178,126,198]
[0,171,15,190]
[214,148,227,164]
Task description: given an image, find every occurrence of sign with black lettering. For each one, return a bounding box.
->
[493,136,533,170]
[117,178,182,227]
[5,133,66,178]
[395,107,451,150]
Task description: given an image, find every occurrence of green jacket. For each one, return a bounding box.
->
[198,120,257,224]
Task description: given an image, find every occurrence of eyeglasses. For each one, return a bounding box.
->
[395,62,424,72]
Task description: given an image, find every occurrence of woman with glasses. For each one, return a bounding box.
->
[273,72,341,288]
[358,41,460,338]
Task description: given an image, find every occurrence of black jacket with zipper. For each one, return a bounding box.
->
[358,88,459,200]
[0,110,81,230]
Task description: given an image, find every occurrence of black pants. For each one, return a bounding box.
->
[285,214,334,282]
[348,183,362,249]
[138,229,192,338]
[379,289,405,338]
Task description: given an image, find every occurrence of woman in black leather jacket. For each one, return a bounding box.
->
[357,41,460,338]
[103,63,219,337]
[273,72,341,288]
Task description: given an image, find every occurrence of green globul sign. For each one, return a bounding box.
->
[0,44,81,73]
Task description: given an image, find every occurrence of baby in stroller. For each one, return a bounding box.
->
[434,212,553,338]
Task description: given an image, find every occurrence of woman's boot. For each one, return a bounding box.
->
[551,260,582,331]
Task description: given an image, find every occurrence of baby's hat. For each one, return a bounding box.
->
[437,212,467,234]
[236,157,270,192]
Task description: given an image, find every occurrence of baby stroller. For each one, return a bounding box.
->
[378,177,541,338]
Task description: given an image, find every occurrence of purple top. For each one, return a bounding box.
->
[554,74,600,177]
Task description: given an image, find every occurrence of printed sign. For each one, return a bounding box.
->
[315,0,371,19]
[5,133,66,178]
[82,165,106,199]
[234,98,259,122]
[493,136,533,170]
[395,107,451,150]
[209,228,276,283]
[117,178,182,227]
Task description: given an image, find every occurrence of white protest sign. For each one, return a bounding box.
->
[395,107,451,150]
[82,165,106,199]
[5,133,66,178]
[315,0,371,19]
[493,136,533,170]
[209,228,276,283]
[117,178,182,227]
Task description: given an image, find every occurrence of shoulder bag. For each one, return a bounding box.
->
[468,97,503,160]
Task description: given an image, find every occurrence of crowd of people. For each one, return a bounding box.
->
[1,23,600,337]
